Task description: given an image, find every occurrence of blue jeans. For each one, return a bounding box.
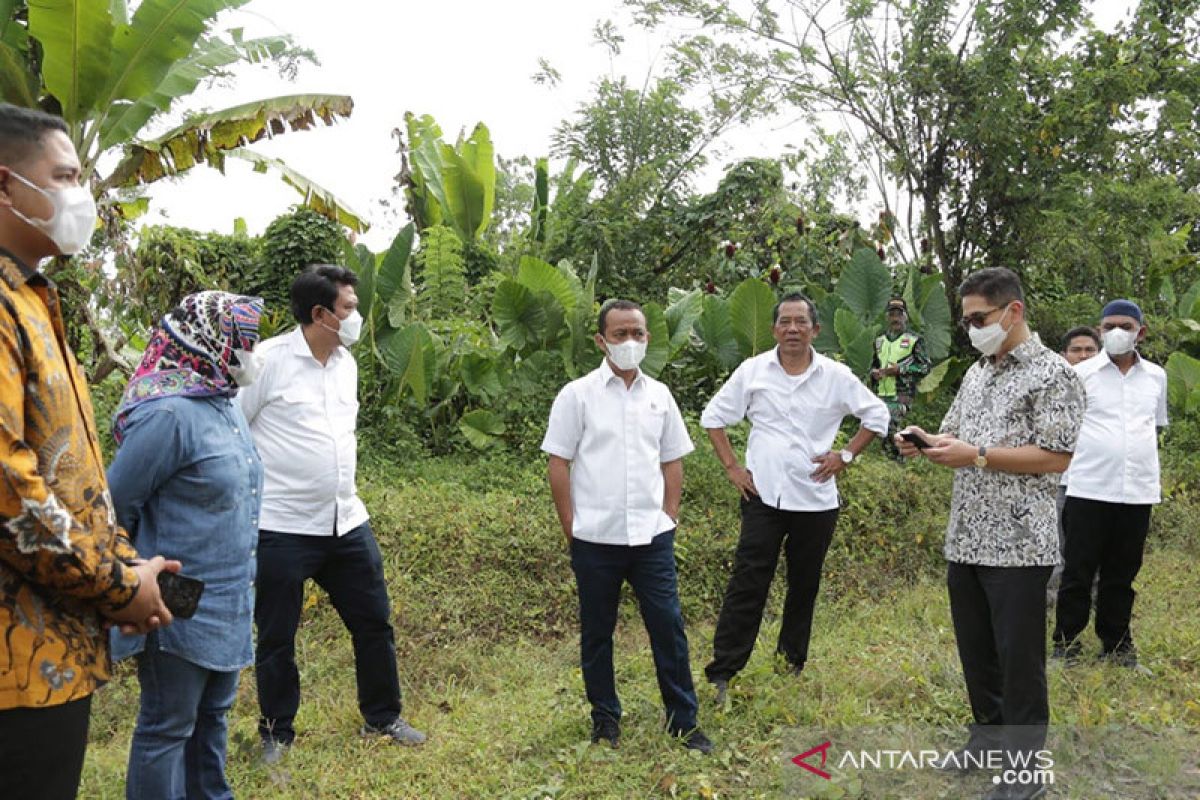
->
[126,636,240,800]
[570,530,699,733]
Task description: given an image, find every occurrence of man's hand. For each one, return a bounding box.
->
[724,464,758,499]
[809,452,846,483]
[870,368,882,381]
[894,426,946,459]
[921,436,978,469]
[108,556,182,634]
[561,520,573,547]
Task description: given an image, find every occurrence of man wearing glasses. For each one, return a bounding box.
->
[896,268,1084,800]
[701,293,888,703]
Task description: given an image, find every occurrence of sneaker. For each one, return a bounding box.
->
[361,717,427,746]
[590,718,620,749]
[1050,640,1082,665]
[678,728,715,755]
[261,737,290,765]
[1099,648,1154,677]
[711,679,729,707]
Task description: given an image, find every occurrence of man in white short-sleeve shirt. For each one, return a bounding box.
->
[542,299,712,755]
[236,265,424,762]
[1053,299,1167,673]
[700,293,888,700]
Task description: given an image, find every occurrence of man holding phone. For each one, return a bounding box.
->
[0,104,177,800]
[702,293,888,702]
[896,268,1084,800]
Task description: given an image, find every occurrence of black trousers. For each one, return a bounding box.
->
[255,522,402,743]
[947,562,1052,755]
[705,497,838,682]
[1053,497,1152,654]
[0,695,91,799]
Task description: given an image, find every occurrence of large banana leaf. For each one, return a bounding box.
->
[103,93,354,189]
[696,294,741,370]
[376,223,414,307]
[99,31,291,151]
[224,147,368,232]
[379,322,434,404]
[439,123,495,241]
[640,302,671,378]
[664,288,704,357]
[492,279,547,351]
[0,38,38,107]
[838,247,892,320]
[729,278,777,358]
[28,0,113,122]
[834,307,877,378]
[517,255,576,314]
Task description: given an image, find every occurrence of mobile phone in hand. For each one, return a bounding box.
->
[156,572,204,619]
[900,430,933,450]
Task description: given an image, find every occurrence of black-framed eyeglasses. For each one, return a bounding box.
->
[959,306,1002,330]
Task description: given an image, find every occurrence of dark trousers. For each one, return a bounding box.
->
[1053,497,1152,654]
[0,695,91,799]
[570,530,699,733]
[255,522,402,743]
[705,498,839,682]
[947,562,1052,755]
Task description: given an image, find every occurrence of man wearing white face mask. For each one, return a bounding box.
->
[1053,300,1165,675]
[0,104,179,800]
[235,265,424,763]
[543,299,714,754]
[895,268,1084,800]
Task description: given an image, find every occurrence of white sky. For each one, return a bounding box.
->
[139,0,1133,251]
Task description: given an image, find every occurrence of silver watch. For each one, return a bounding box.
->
[839,449,854,464]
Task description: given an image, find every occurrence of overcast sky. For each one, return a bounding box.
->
[140,0,1132,251]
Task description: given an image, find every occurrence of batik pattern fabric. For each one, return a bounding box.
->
[113,291,263,442]
[939,338,1085,567]
[0,250,140,709]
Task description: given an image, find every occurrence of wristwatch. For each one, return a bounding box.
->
[974,446,988,469]
[840,449,855,465]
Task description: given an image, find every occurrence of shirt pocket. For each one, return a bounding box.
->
[641,406,668,443]
[177,450,248,513]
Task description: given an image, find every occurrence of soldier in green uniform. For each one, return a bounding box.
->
[871,298,931,460]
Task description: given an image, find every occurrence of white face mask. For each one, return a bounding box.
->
[1102,327,1138,356]
[605,339,647,371]
[319,308,363,347]
[9,172,97,255]
[228,348,265,387]
[968,304,1013,356]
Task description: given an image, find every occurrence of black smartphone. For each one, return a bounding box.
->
[900,430,933,450]
[157,572,204,619]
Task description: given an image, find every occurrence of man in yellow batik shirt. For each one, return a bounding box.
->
[0,104,176,800]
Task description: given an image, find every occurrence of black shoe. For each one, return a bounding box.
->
[1051,640,1082,665]
[1099,648,1153,676]
[591,718,620,749]
[678,728,714,755]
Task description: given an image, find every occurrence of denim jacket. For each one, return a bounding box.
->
[109,396,263,671]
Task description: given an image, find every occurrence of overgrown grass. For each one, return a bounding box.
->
[81,439,1199,798]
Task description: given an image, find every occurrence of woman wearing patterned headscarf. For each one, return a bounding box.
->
[108,291,265,800]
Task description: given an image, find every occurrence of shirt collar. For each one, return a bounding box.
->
[985,336,1039,369]
[1094,348,1141,372]
[768,345,823,375]
[288,325,344,363]
[597,357,644,388]
[0,247,38,288]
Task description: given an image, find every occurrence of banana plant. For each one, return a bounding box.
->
[398,112,497,244]
[2,0,366,230]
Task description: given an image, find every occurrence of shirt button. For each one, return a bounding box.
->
[233,427,239,434]
[246,457,253,464]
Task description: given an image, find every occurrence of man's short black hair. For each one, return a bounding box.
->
[773,292,819,325]
[1061,326,1100,351]
[959,267,1025,306]
[598,299,643,335]
[0,104,68,168]
[290,264,359,324]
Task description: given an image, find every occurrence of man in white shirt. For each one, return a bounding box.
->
[236,265,425,763]
[542,300,713,755]
[1053,300,1166,673]
[1047,326,1100,606]
[701,293,888,700]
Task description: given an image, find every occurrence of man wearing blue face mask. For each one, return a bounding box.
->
[235,265,424,764]
[543,299,714,755]
[1053,300,1165,676]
